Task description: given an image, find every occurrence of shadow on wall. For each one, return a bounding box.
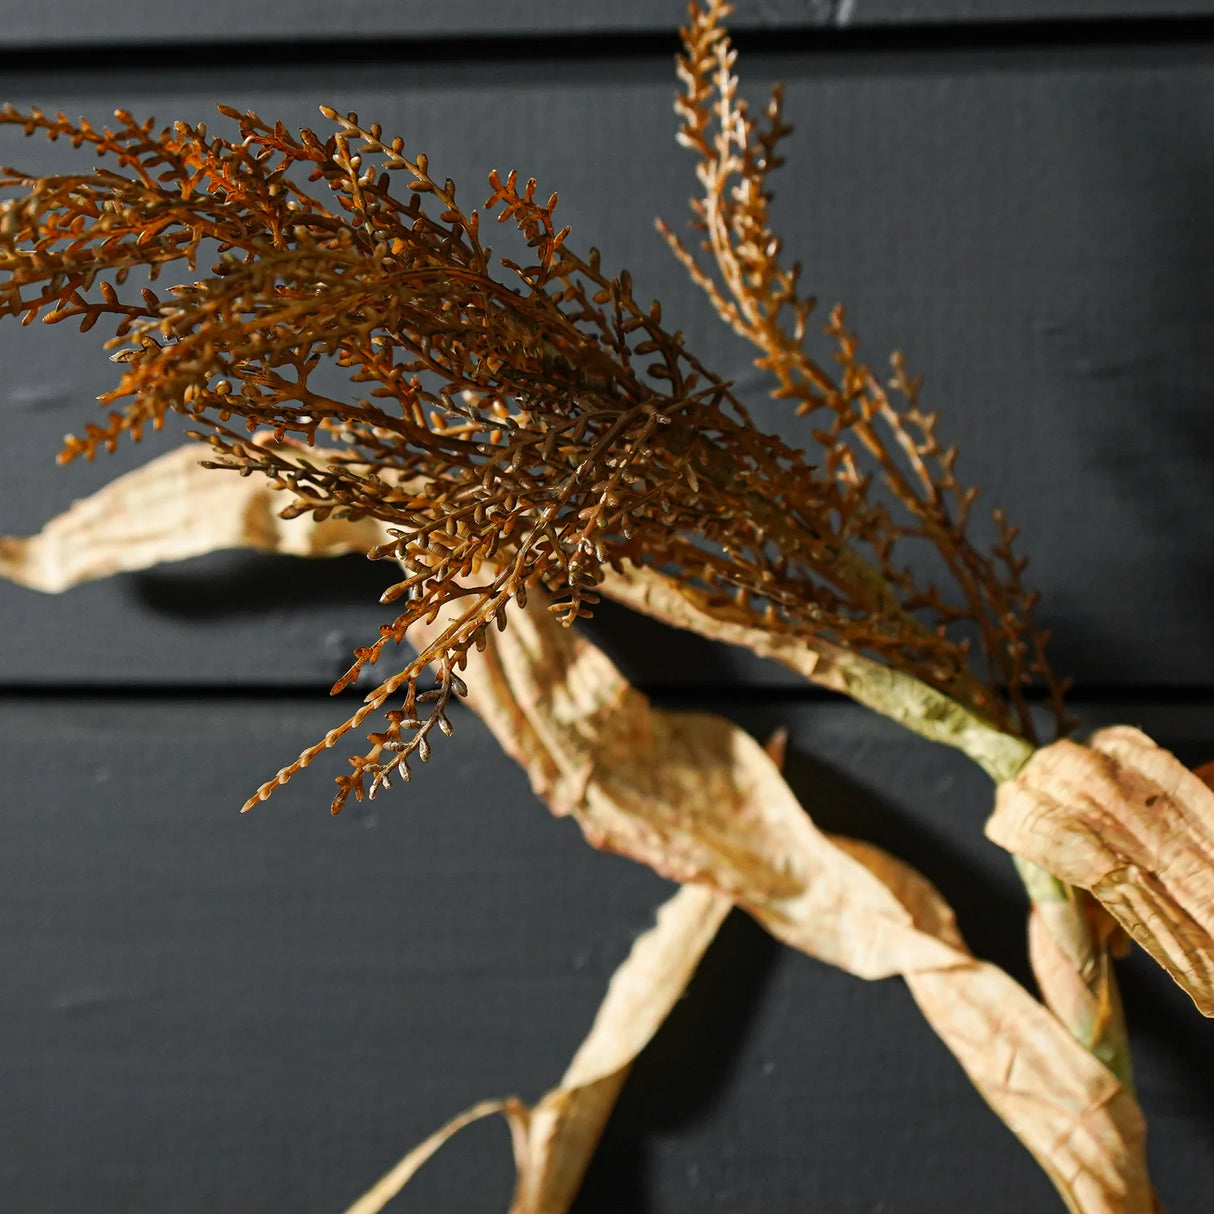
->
[131,551,399,619]
[571,909,782,1214]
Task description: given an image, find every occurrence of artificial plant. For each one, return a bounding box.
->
[0,3,1210,1211]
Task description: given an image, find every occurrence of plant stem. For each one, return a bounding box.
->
[1015,857,1135,1091]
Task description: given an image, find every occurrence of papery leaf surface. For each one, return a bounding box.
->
[412,592,1158,1214]
[0,442,382,591]
[990,726,1214,1018]
[0,442,1160,1212]
[342,882,731,1214]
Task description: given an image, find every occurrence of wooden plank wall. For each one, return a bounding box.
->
[1,1,1212,46]
[0,4,1211,1211]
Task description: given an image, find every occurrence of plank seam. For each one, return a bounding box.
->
[1,684,1212,705]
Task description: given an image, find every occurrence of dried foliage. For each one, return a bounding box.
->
[659,0,1069,742]
[6,3,1206,1209]
[344,882,732,1214]
[0,2,1063,811]
[991,727,1214,1018]
[1014,855,1136,1088]
[0,448,1162,1212]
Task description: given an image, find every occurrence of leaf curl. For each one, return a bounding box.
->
[990,726,1214,1018]
[412,588,1159,1214]
[342,882,731,1214]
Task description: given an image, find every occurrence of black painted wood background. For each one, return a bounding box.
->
[0,4,1212,1211]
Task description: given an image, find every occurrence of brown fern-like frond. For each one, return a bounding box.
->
[660,1,1071,741]
[0,73,1057,809]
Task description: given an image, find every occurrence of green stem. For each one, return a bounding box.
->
[1014,856,1135,1092]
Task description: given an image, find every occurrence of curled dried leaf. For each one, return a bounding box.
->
[989,726,1214,1017]
[0,440,1160,1210]
[342,882,731,1214]
[410,590,1158,1214]
[0,442,383,591]
[1015,855,1134,1088]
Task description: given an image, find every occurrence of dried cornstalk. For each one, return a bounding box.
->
[0,0,1197,1202]
[407,580,1159,1214]
[0,444,1162,1211]
[0,0,1132,1101]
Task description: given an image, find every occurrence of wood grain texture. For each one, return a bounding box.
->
[2,41,1213,690]
[0,0,1206,48]
[0,694,1208,1212]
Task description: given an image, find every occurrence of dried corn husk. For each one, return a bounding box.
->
[0,443,382,591]
[990,726,1214,1017]
[343,882,731,1214]
[0,443,1161,1212]
[410,596,1157,1214]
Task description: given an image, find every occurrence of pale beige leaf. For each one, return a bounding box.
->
[342,1099,519,1214]
[409,599,1158,1214]
[841,840,1155,1214]
[0,442,383,593]
[989,726,1214,1017]
[1193,760,1214,791]
[508,881,730,1214]
[0,445,1159,1210]
[341,881,729,1214]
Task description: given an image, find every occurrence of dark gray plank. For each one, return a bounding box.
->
[859,0,1214,19]
[0,693,1210,1212]
[0,0,812,47]
[2,43,1213,688]
[0,0,1206,47]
